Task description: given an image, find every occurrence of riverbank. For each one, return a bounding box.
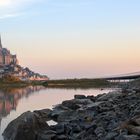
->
[43,79,113,88]
[3,80,140,140]
[0,78,114,89]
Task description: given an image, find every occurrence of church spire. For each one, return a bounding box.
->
[0,35,2,48]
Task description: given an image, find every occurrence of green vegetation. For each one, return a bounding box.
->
[43,78,111,88]
[0,75,30,87]
[0,75,113,89]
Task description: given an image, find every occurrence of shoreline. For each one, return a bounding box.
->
[3,83,140,140]
[0,78,115,89]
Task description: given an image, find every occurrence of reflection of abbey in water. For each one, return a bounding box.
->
[0,36,48,81]
[0,86,46,127]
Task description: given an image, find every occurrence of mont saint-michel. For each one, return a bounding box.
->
[0,36,48,81]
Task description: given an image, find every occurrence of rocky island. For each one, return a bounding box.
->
[0,36,48,82]
[3,79,140,140]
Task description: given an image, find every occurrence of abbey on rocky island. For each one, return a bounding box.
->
[0,36,48,81]
[0,36,18,66]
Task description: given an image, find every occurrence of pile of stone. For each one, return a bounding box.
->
[3,88,140,140]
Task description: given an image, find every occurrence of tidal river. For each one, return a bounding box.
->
[0,86,115,140]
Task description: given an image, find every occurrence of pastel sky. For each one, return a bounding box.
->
[0,0,140,79]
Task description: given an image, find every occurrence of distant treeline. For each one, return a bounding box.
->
[43,79,111,88]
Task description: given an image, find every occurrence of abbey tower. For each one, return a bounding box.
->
[0,36,18,66]
[0,35,48,81]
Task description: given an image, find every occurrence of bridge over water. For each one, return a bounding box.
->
[100,72,140,81]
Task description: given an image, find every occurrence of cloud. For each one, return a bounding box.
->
[0,0,11,6]
[0,0,20,7]
[0,0,34,7]
[0,0,40,20]
[0,12,25,20]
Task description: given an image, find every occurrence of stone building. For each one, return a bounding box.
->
[0,36,48,81]
[0,36,18,66]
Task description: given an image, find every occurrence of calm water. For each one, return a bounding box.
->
[0,86,115,140]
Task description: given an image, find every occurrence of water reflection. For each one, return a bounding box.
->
[0,87,115,140]
[0,86,46,127]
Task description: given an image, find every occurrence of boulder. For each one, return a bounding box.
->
[56,135,67,140]
[52,123,65,134]
[126,125,140,136]
[115,135,140,140]
[97,91,122,101]
[34,109,52,121]
[74,95,86,99]
[104,132,118,140]
[62,100,81,110]
[37,130,56,140]
[94,127,106,138]
[3,111,49,140]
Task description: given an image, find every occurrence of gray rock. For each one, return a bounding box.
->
[87,95,96,102]
[105,132,118,140]
[51,107,67,121]
[74,95,86,99]
[34,109,52,121]
[115,135,140,140]
[73,99,94,105]
[3,111,49,140]
[131,115,140,126]
[57,135,67,140]
[134,88,140,93]
[94,127,106,138]
[86,101,104,109]
[37,130,56,140]
[62,98,94,110]
[53,123,65,134]
[56,110,77,122]
[62,100,81,110]
[127,125,140,136]
[97,91,122,101]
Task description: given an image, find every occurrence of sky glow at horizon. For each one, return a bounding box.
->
[0,0,140,79]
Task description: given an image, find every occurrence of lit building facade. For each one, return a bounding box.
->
[0,36,18,66]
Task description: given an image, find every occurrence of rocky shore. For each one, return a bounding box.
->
[3,86,140,140]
